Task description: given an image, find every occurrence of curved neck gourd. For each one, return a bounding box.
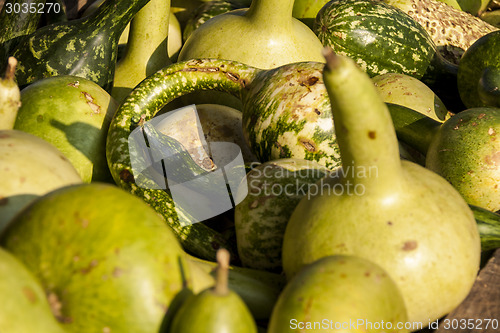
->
[323,50,403,194]
[112,0,172,103]
[11,0,150,91]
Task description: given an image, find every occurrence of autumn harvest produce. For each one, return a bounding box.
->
[1,0,500,332]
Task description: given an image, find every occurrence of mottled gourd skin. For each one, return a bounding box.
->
[0,248,67,333]
[314,0,438,79]
[11,0,150,91]
[235,158,329,271]
[0,183,192,333]
[426,107,500,212]
[242,62,340,169]
[458,30,500,108]
[382,0,498,64]
[269,255,409,333]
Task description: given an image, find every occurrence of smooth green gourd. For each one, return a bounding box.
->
[170,249,258,333]
[178,0,325,69]
[282,49,481,325]
[111,0,172,104]
[0,57,21,130]
[268,255,409,333]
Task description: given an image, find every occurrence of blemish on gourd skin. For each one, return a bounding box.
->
[22,286,38,304]
[299,138,317,152]
[368,131,376,139]
[0,197,8,206]
[402,240,418,251]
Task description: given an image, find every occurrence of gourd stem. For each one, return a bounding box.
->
[246,0,294,27]
[322,48,403,192]
[5,57,17,80]
[214,248,230,296]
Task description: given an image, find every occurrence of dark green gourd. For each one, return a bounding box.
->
[10,0,151,91]
[0,0,46,68]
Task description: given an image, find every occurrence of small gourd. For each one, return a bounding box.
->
[170,249,258,333]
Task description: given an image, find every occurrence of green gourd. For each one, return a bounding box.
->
[0,247,67,333]
[0,0,46,67]
[268,255,409,333]
[0,57,21,130]
[178,0,325,69]
[170,249,258,333]
[10,0,151,92]
[292,0,330,28]
[282,49,481,325]
[457,30,500,108]
[111,0,172,104]
[1,183,192,333]
[0,129,82,233]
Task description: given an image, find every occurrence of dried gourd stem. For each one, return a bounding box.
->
[322,47,340,71]
[5,57,17,80]
[214,248,230,295]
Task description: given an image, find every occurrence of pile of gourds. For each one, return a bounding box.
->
[1,0,500,332]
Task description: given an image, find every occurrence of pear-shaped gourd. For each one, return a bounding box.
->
[0,57,21,129]
[0,183,191,333]
[178,0,325,69]
[282,49,481,325]
[268,255,409,333]
[0,129,82,232]
[0,247,67,333]
[14,75,119,183]
[111,0,172,104]
[170,249,258,333]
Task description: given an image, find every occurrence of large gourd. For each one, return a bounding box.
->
[178,0,324,69]
[1,183,191,333]
[10,0,151,91]
[282,49,481,325]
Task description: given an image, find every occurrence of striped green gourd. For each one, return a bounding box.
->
[469,204,500,253]
[314,0,458,88]
[10,0,151,92]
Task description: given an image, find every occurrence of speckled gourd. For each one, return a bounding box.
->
[282,49,481,325]
[381,0,498,64]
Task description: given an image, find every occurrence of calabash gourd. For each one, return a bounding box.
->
[457,30,500,108]
[282,49,481,325]
[0,247,67,333]
[0,183,192,333]
[14,75,119,183]
[0,129,82,234]
[0,57,21,130]
[10,0,151,91]
[268,255,409,333]
[111,0,172,104]
[170,249,258,333]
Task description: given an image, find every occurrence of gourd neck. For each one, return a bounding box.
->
[323,50,404,195]
[121,0,171,72]
[86,0,151,39]
[245,0,294,27]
